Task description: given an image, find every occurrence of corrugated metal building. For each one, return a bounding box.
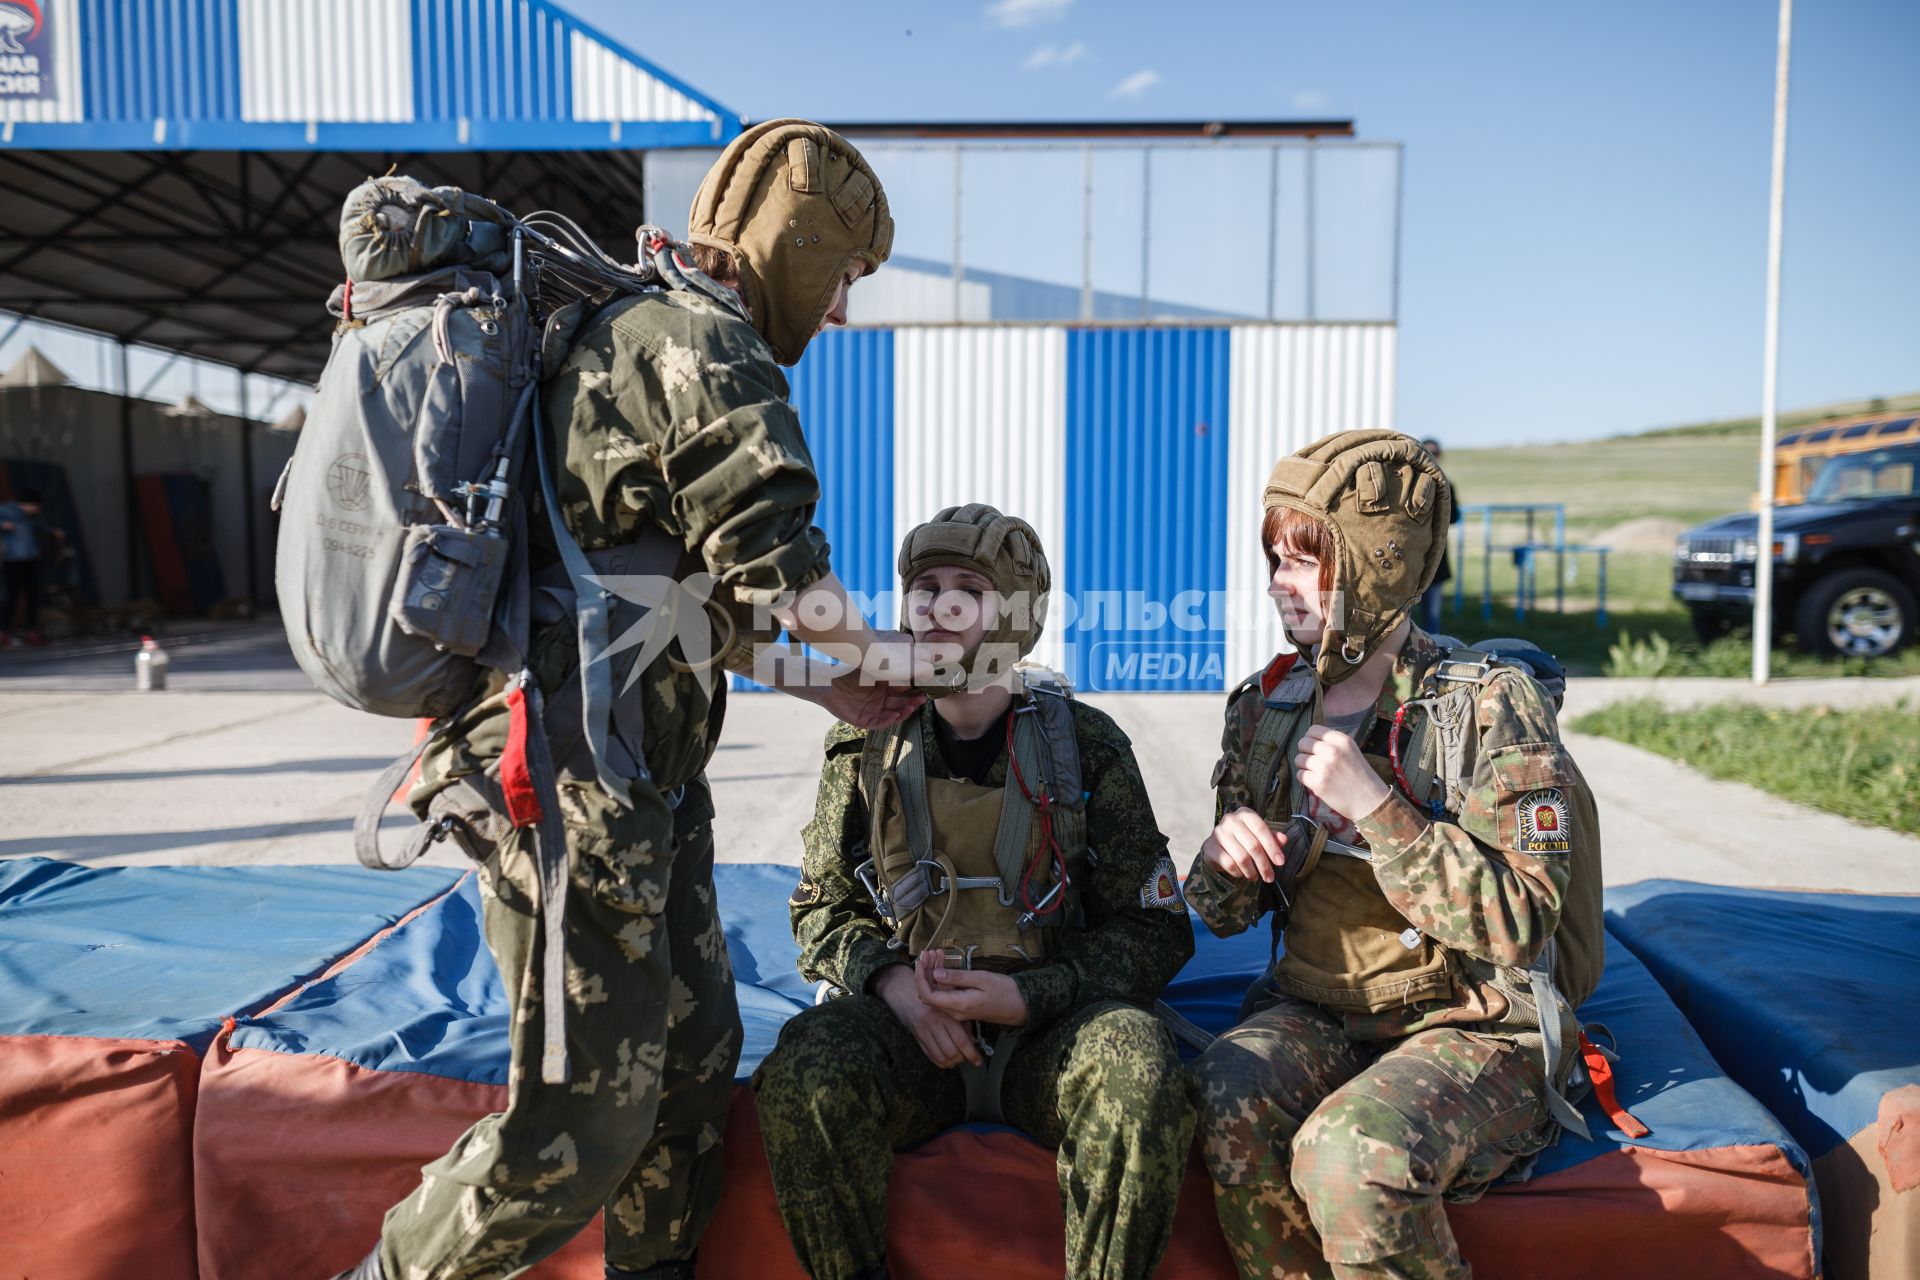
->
[788,322,1395,693]
[0,0,1402,691]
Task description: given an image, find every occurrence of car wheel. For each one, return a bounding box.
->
[1688,607,1736,644]
[1793,569,1917,659]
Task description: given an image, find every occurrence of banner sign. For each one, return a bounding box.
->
[0,1,54,103]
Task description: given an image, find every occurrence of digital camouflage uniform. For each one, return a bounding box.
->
[754,698,1199,1280]
[1187,625,1599,1280]
[377,284,835,1280]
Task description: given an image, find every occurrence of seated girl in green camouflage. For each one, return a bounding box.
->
[1186,431,1607,1280]
[754,503,1198,1280]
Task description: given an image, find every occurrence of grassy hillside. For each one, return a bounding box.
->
[1445,432,1760,543]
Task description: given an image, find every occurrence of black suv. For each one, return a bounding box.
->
[1673,442,1920,657]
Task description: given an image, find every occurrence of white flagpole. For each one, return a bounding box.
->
[1753,0,1794,685]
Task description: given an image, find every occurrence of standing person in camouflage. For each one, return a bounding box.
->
[1187,430,1606,1280]
[753,504,1199,1280]
[332,121,925,1280]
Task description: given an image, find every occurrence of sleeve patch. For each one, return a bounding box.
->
[1515,789,1571,854]
[1140,856,1185,912]
[789,878,821,908]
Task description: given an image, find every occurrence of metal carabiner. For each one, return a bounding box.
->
[853,858,894,920]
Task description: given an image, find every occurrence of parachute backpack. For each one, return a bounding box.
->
[273,175,748,1084]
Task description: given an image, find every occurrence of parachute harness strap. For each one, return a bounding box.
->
[1005,706,1069,922]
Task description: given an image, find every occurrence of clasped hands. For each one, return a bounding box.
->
[874,949,1028,1069]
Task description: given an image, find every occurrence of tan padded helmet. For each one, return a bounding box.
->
[687,119,894,366]
[898,504,1051,693]
[1262,429,1452,687]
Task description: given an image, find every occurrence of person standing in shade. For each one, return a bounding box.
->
[0,487,48,647]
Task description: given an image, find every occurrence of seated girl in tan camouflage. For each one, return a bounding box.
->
[1187,431,1606,1280]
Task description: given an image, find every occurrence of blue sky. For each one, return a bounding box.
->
[571,0,1919,446]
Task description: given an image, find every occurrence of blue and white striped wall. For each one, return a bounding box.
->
[781,323,1397,694]
[0,0,737,149]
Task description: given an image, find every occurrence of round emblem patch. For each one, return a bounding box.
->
[1139,855,1184,911]
[327,453,373,512]
[1516,788,1571,853]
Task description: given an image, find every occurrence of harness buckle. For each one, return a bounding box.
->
[1433,652,1497,686]
[915,858,950,896]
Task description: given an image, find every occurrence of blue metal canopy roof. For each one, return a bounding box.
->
[0,0,741,151]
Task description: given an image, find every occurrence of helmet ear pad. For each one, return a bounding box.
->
[1260,430,1451,686]
[686,120,894,366]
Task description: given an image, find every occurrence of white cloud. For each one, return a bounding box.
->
[1023,40,1087,71]
[1108,69,1161,100]
[987,0,1071,29]
[1291,89,1332,113]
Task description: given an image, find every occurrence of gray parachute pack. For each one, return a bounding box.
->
[272,176,745,1083]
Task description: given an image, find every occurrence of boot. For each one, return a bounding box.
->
[329,1247,385,1280]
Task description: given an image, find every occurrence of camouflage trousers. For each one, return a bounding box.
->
[1193,994,1552,1280]
[753,993,1198,1280]
[376,773,742,1280]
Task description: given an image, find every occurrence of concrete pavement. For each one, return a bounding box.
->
[4,624,1916,891]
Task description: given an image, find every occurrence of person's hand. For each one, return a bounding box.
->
[1294,725,1391,822]
[874,964,983,1067]
[858,631,967,692]
[817,666,924,729]
[1201,806,1287,883]
[915,949,1028,1027]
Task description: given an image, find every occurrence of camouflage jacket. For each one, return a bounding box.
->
[1184,628,1592,1041]
[791,699,1195,1036]
[416,287,833,805]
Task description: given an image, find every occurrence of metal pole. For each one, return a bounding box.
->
[1265,144,1280,320]
[1081,144,1094,322]
[119,342,138,606]
[1597,551,1610,629]
[1390,142,1405,324]
[1481,508,1492,622]
[1139,147,1153,320]
[238,369,256,611]
[1304,140,1318,321]
[1555,506,1566,613]
[1753,0,1793,685]
[951,146,964,322]
[1453,518,1465,613]
[1525,508,1536,616]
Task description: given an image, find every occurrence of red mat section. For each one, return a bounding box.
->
[0,1034,200,1280]
[194,1040,604,1280]
[196,1059,1815,1280]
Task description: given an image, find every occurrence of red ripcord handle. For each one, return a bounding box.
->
[1580,1031,1650,1139]
[500,681,544,829]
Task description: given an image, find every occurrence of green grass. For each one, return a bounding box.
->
[1570,698,1920,835]
[1432,598,1920,679]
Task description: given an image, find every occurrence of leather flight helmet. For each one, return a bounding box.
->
[686,119,894,366]
[897,504,1051,693]
[1261,429,1452,687]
